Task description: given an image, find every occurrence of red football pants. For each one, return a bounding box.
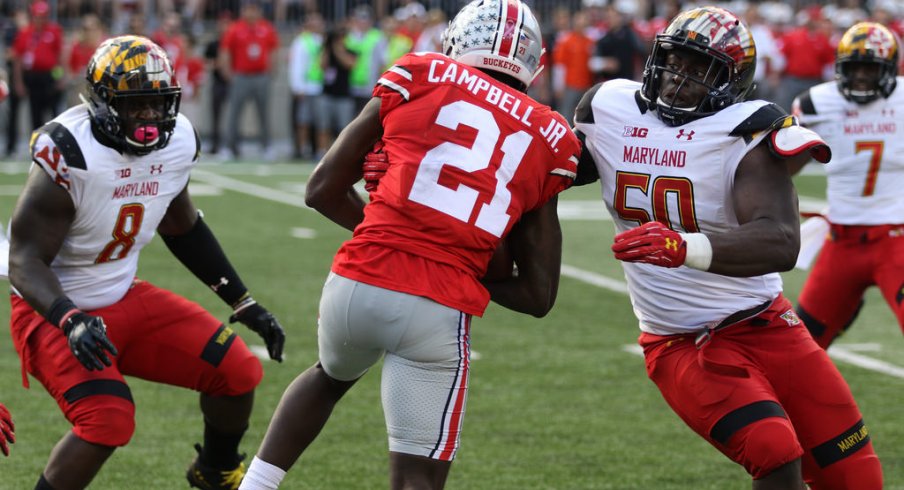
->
[797,225,904,347]
[640,295,881,488]
[10,280,262,446]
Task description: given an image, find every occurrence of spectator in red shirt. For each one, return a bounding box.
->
[66,14,105,105]
[12,0,65,130]
[775,6,835,111]
[217,0,279,161]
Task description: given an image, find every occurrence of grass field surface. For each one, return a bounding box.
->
[0,161,901,489]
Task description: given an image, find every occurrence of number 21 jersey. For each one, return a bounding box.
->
[332,52,580,316]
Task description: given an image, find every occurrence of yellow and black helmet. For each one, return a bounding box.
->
[836,22,899,103]
[83,35,181,154]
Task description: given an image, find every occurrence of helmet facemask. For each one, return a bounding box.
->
[645,42,736,126]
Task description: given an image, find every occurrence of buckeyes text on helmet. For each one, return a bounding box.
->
[83,35,182,155]
[835,22,899,104]
[640,6,757,127]
[441,0,544,91]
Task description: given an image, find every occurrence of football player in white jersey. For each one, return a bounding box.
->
[573,7,882,489]
[7,36,285,490]
[789,22,904,350]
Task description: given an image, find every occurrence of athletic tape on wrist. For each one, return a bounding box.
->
[679,233,713,271]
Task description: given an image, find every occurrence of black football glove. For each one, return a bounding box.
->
[62,312,118,371]
[0,402,14,457]
[230,302,285,362]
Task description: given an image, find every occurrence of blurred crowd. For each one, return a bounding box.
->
[1,0,904,160]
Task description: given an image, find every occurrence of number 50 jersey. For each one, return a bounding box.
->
[332,52,580,316]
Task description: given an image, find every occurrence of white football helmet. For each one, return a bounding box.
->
[441,0,544,89]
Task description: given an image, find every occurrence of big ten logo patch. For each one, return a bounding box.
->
[623,126,648,138]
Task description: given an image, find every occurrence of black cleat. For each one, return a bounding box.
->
[186,443,246,490]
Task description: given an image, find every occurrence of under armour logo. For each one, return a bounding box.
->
[676,129,695,140]
[150,164,164,175]
[664,238,679,251]
[210,277,229,292]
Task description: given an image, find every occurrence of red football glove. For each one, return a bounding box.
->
[0,403,14,457]
[611,221,687,268]
[363,142,389,193]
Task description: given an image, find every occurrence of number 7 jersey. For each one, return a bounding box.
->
[332,52,580,316]
[793,78,904,225]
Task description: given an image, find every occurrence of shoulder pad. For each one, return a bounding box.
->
[575,83,602,124]
[728,103,788,139]
[192,125,201,162]
[572,130,600,186]
[769,125,831,164]
[794,90,817,116]
[32,122,86,170]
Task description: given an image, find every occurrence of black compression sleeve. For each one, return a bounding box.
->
[159,216,249,307]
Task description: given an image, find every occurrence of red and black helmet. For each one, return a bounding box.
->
[640,6,757,126]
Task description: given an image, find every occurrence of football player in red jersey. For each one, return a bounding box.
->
[239,1,580,489]
[8,36,284,490]
[0,402,13,457]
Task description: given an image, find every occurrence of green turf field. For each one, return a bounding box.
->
[0,161,901,489]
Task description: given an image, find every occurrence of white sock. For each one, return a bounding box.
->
[238,456,287,490]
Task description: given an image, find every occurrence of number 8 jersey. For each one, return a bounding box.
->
[22,105,199,310]
[332,52,580,316]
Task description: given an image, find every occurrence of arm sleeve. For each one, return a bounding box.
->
[159,216,249,307]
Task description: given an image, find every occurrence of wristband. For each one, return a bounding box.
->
[679,233,713,271]
[231,293,257,313]
[45,297,80,329]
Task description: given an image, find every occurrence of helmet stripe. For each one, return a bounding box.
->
[495,0,522,59]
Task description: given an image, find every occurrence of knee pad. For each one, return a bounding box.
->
[203,352,263,397]
[66,392,136,447]
[730,417,802,479]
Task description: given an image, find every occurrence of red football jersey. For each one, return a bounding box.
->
[332,52,580,316]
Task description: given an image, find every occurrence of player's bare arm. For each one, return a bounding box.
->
[483,196,563,318]
[159,185,286,362]
[707,142,802,276]
[10,167,119,370]
[305,97,383,231]
[9,167,76,316]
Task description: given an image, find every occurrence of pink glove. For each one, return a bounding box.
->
[363,142,389,193]
[0,403,14,457]
[611,221,687,268]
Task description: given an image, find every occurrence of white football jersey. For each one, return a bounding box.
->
[575,79,783,335]
[794,78,904,225]
[20,104,199,310]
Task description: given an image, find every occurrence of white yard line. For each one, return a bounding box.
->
[189,169,903,380]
